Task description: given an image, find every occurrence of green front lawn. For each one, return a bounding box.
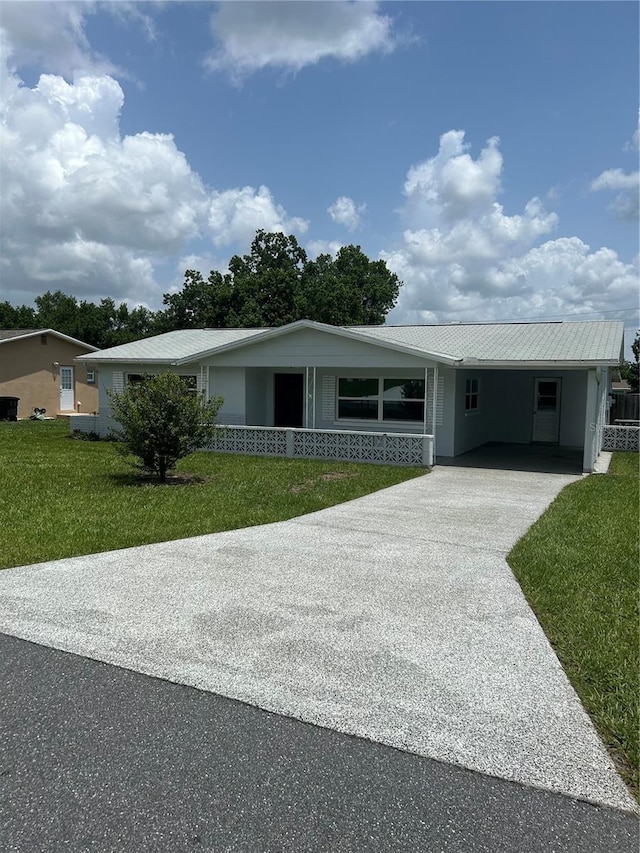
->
[0,420,424,570]
[508,452,639,799]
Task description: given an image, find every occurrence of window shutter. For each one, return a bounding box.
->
[112,371,124,395]
[322,375,336,420]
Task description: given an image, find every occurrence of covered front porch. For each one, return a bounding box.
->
[208,360,606,472]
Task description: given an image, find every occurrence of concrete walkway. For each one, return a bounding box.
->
[0,465,635,813]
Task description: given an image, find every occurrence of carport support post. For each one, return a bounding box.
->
[422,435,433,467]
[582,369,597,472]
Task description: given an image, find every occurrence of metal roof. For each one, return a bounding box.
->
[353,321,624,363]
[78,320,624,365]
[77,328,262,362]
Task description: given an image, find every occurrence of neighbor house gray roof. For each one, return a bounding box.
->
[0,328,98,350]
[77,319,624,366]
[0,328,48,342]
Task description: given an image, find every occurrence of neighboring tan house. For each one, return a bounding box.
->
[0,329,99,419]
[73,319,624,472]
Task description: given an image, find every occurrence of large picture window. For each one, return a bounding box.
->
[338,377,425,422]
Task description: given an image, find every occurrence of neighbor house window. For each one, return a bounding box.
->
[465,378,479,412]
[338,378,425,422]
[86,369,95,384]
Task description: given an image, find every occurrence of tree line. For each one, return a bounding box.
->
[0,231,401,350]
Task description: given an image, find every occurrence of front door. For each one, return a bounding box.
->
[274,373,304,427]
[532,378,561,443]
[59,366,75,411]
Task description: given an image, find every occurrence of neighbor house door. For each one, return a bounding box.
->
[532,378,561,442]
[59,366,75,411]
[274,373,304,427]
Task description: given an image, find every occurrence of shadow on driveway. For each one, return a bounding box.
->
[437,442,583,475]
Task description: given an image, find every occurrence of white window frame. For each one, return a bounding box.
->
[464,377,480,414]
[86,368,96,384]
[336,377,425,424]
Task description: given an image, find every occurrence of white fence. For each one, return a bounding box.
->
[207,426,434,467]
[602,425,640,452]
[70,417,433,467]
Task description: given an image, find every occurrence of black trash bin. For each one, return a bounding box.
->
[0,397,20,421]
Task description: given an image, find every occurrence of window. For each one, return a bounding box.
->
[337,377,425,422]
[126,373,197,392]
[126,373,147,386]
[465,378,479,412]
[86,369,95,384]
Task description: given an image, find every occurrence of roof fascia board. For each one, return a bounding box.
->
[0,328,98,351]
[458,359,619,369]
[75,355,175,364]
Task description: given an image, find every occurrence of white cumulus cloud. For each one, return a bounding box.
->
[327,196,366,231]
[0,1,120,78]
[383,131,639,326]
[590,168,639,221]
[306,239,344,259]
[404,130,503,221]
[205,0,396,77]
[0,41,308,307]
[207,186,308,247]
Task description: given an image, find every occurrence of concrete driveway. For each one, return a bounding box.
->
[0,465,635,813]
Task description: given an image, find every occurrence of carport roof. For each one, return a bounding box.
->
[355,320,625,364]
[77,319,624,366]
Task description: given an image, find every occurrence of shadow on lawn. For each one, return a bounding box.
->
[108,472,211,487]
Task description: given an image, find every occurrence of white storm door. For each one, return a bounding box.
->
[532,378,561,443]
[60,366,75,411]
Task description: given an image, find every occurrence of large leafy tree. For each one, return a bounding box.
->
[154,269,234,332]
[228,230,307,326]
[301,245,400,325]
[109,373,223,482]
[155,230,401,330]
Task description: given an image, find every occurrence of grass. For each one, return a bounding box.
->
[0,420,424,570]
[508,451,639,799]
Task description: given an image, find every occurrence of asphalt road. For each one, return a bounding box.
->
[2,634,637,853]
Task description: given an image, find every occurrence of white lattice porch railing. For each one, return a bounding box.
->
[602,425,640,452]
[207,425,433,467]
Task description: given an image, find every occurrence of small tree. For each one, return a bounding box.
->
[109,373,223,482]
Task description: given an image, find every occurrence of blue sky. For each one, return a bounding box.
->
[1,1,638,343]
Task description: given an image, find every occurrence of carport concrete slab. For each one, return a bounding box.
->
[0,466,635,813]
